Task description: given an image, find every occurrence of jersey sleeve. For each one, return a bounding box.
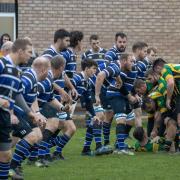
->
[103,63,120,78]
[21,73,34,94]
[42,49,54,60]
[105,50,115,62]
[0,59,5,74]
[71,73,81,87]
[81,52,87,61]
[161,64,173,81]
[37,82,46,94]
[136,60,148,79]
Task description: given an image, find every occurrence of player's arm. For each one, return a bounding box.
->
[150,111,161,138]
[31,98,40,112]
[166,77,174,109]
[104,51,114,62]
[134,107,142,127]
[15,93,44,126]
[48,98,69,112]
[53,82,71,103]
[161,65,174,109]
[95,71,106,105]
[64,73,78,99]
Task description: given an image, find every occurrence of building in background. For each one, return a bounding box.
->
[0,0,180,63]
[0,0,17,41]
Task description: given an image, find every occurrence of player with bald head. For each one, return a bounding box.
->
[9,56,50,179]
[32,56,50,81]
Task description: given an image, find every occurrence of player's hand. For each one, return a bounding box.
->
[61,104,70,112]
[166,98,171,110]
[35,112,47,127]
[115,76,123,89]
[10,114,19,124]
[28,112,45,127]
[127,94,137,104]
[135,94,142,103]
[0,98,10,108]
[60,89,72,104]
[71,88,78,100]
[150,129,158,139]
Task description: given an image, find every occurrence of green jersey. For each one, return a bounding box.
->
[145,77,167,96]
[161,64,180,94]
[135,139,165,152]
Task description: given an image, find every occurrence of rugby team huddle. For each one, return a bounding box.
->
[0,29,179,180]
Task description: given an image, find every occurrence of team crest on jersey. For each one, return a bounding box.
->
[7,68,12,73]
[33,86,37,92]
[18,71,21,77]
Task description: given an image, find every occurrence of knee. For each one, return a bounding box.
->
[66,121,76,136]
[33,128,43,142]
[45,118,59,132]
[0,150,12,162]
[25,128,43,144]
[69,123,76,135]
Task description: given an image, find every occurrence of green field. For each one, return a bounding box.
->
[23,127,180,180]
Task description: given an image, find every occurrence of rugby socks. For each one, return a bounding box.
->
[0,162,10,180]
[28,143,39,161]
[126,124,132,135]
[164,140,172,152]
[85,114,92,127]
[93,122,102,150]
[116,124,128,150]
[38,129,53,160]
[49,129,61,148]
[11,139,32,169]
[103,122,111,146]
[44,129,61,159]
[82,125,93,152]
[55,134,70,154]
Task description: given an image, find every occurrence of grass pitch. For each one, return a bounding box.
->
[23,127,180,180]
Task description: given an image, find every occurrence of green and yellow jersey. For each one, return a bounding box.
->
[145,77,167,96]
[145,80,154,94]
[157,77,167,96]
[135,139,165,152]
[161,64,180,95]
[149,90,167,114]
[145,77,167,119]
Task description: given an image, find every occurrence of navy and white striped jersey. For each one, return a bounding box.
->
[42,45,61,60]
[89,62,110,91]
[71,72,92,98]
[61,48,76,78]
[0,55,23,112]
[37,71,54,107]
[82,48,107,66]
[14,68,38,115]
[105,45,124,62]
[120,65,138,92]
[144,56,153,70]
[53,71,66,101]
[72,72,96,117]
[102,61,123,97]
[136,58,149,80]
